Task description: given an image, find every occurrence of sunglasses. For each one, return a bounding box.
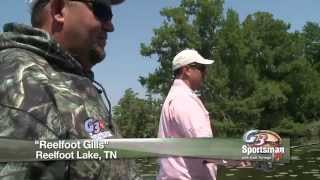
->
[188,63,207,73]
[71,0,113,21]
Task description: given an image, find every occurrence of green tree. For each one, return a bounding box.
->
[140,0,224,97]
[113,89,161,138]
[115,0,320,138]
[139,0,320,137]
[302,22,320,72]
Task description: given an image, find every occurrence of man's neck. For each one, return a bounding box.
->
[176,77,195,91]
[71,53,93,71]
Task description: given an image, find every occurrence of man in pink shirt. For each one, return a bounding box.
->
[157,49,217,180]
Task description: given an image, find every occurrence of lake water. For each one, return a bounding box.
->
[135,143,320,180]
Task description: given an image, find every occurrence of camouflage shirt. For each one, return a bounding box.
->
[0,23,138,180]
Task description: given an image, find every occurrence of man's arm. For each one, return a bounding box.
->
[0,49,63,180]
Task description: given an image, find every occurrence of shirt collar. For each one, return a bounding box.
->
[172,79,195,94]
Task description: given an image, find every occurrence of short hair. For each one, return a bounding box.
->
[173,68,183,78]
[31,0,50,27]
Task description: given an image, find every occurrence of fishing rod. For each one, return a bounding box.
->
[290,142,320,149]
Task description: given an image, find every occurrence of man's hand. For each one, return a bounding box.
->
[236,161,252,168]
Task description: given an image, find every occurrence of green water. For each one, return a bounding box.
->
[217,145,320,180]
[135,144,320,180]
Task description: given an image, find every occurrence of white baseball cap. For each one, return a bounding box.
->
[172,49,214,71]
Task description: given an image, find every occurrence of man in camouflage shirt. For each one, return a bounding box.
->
[0,0,138,179]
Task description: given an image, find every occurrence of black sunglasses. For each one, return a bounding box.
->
[71,0,113,21]
[188,63,207,73]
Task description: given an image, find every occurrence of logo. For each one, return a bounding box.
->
[242,130,285,161]
[84,118,113,139]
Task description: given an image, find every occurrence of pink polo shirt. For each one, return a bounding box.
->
[157,79,217,180]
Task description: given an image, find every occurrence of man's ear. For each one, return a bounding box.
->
[51,0,66,24]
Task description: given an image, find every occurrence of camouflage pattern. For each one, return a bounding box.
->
[0,23,140,180]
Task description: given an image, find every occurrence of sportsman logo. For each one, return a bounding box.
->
[85,118,105,134]
[242,130,285,161]
[84,118,113,139]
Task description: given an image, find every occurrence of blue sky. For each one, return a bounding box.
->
[0,0,319,107]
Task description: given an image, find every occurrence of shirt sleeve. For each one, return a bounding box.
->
[168,95,213,138]
[0,49,64,180]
